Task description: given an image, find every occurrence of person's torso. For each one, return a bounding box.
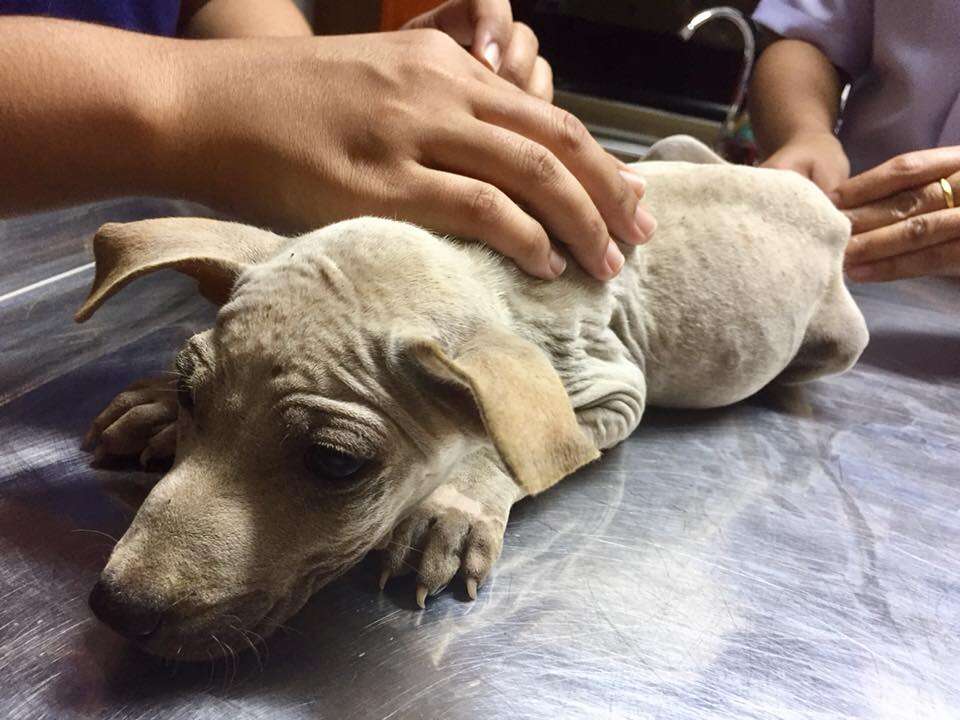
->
[841,0,960,172]
[0,0,182,35]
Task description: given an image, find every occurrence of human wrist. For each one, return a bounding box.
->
[143,39,238,207]
[108,37,196,201]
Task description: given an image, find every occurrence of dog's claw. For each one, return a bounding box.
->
[139,447,152,468]
[415,585,428,609]
[378,570,390,591]
[81,428,97,451]
[465,577,478,601]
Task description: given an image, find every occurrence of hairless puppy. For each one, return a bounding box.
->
[77,136,867,659]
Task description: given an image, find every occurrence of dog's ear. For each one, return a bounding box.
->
[411,328,599,496]
[74,218,285,322]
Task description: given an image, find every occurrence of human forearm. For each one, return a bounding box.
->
[749,39,842,155]
[0,18,181,215]
[749,38,849,192]
[0,20,652,281]
[180,0,312,39]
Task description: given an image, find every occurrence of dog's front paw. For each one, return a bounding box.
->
[379,473,516,608]
[83,376,179,468]
[379,484,508,608]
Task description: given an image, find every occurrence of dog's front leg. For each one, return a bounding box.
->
[82,376,179,468]
[377,447,523,607]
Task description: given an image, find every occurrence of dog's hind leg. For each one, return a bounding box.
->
[82,376,179,469]
[779,276,869,384]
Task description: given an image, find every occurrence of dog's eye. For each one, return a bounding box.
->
[176,376,194,410]
[304,445,366,481]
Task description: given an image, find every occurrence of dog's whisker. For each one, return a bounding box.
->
[71,528,119,545]
[209,633,233,691]
[244,627,269,661]
[385,540,421,554]
[231,624,264,672]
[204,649,215,691]
[275,622,306,639]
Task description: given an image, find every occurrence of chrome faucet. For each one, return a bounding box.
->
[680,6,756,135]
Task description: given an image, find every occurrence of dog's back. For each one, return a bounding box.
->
[621,160,866,408]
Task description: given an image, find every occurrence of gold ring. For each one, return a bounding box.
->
[939,178,955,209]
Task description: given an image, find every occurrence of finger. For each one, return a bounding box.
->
[810,162,847,195]
[844,175,959,234]
[615,158,650,199]
[845,208,960,266]
[527,56,553,102]
[846,238,960,283]
[469,0,514,71]
[408,168,565,279]
[406,0,513,72]
[425,121,624,279]
[499,22,538,89]
[475,88,657,250]
[401,0,476,44]
[99,402,177,456]
[835,147,960,209]
[619,167,647,198]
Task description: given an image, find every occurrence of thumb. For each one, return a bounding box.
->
[468,0,513,72]
[404,0,513,72]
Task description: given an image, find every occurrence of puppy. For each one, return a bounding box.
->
[77,136,867,659]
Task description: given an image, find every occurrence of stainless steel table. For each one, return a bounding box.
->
[2,200,958,720]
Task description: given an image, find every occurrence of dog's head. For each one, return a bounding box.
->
[76,217,596,658]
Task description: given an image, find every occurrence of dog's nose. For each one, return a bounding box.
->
[88,578,163,639]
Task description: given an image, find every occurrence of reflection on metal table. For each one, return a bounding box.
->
[1,199,958,720]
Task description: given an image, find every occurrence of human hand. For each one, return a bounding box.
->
[836,147,960,282]
[166,31,655,281]
[761,131,850,193]
[402,0,553,101]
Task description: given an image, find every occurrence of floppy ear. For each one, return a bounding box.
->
[412,328,599,496]
[74,217,285,322]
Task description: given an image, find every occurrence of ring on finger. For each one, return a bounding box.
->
[939,178,955,209]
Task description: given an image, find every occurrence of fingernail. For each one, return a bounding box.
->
[845,265,872,282]
[482,42,501,72]
[634,205,658,242]
[605,241,625,277]
[548,249,567,277]
[828,191,841,206]
[619,169,647,195]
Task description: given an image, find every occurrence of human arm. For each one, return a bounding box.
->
[179,0,312,38]
[749,38,849,192]
[0,18,655,281]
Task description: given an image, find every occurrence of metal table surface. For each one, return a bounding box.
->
[1,199,958,720]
